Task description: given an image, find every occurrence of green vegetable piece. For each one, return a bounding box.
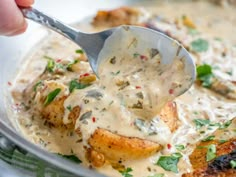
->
[148,174,164,177]
[156,153,182,173]
[69,80,90,93]
[219,120,232,129]
[191,38,209,52]
[44,56,55,72]
[67,59,79,71]
[33,81,42,92]
[44,88,61,106]
[57,153,81,164]
[206,144,216,162]
[197,64,212,78]
[202,135,215,142]
[175,144,185,151]
[218,139,227,144]
[119,167,133,177]
[75,49,84,54]
[196,64,214,88]
[193,119,210,129]
[230,160,236,169]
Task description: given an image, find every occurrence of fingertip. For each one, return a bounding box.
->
[15,0,34,7]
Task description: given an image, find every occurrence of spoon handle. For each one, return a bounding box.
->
[20,7,81,42]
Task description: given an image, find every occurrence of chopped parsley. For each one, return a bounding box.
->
[66,105,72,111]
[69,80,90,93]
[230,160,236,169]
[44,56,55,72]
[206,144,216,162]
[193,119,210,129]
[191,38,209,52]
[202,135,215,142]
[44,88,61,106]
[196,64,214,88]
[119,167,133,177]
[175,144,185,151]
[57,153,81,164]
[67,59,79,71]
[148,174,164,177]
[218,139,228,144]
[75,49,84,54]
[219,120,232,129]
[33,81,43,92]
[156,153,182,173]
[193,118,232,130]
[111,70,120,76]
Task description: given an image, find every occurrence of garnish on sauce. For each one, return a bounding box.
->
[230,160,236,169]
[69,80,90,93]
[206,144,217,162]
[191,38,209,52]
[156,152,182,173]
[119,167,133,177]
[175,144,185,151]
[75,49,84,54]
[44,56,55,72]
[196,64,214,88]
[202,135,215,142]
[44,88,61,106]
[148,173,164,177]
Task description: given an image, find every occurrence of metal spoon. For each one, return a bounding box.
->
[20,7,196,97]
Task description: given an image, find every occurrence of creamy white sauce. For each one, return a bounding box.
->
[9,1,236,177]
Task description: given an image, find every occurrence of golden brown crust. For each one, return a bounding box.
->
[41,96,68,127]
[183,139,236,177]
[88,128,162,163]
[92,7,144,27]
[159,102,179,132]
[68,105,80,126]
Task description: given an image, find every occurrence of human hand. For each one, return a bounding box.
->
[0,0,34,36]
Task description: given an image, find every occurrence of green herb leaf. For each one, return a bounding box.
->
[196,64,214,88]
[44,88,61,106]
[67,59,79,71]
[33,81,43,92]
[148,174,164,177]
[69,80,90,93]
[197,64,212,78]
[111,70,120,76]
[44,56,55,72]
[57,153,82,164]
[66,105,72,111]
[156,153,182,173]
[75,49,84,54]
[230,160,236,169]
[202,135,215,142]
[175,144,185,151]
[191,38,209,52]
[206,144,216,161]
[119,167,133,177]
[193,119,210,129]
[219,120,232,129]
[218,139,227,144]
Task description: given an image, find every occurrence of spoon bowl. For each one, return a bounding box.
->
[20,7,196,98]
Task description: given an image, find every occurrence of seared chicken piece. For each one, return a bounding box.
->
[86,102,179,167]
[88,128,162,166]
[183,139,236,177]
[92,7,146,27]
